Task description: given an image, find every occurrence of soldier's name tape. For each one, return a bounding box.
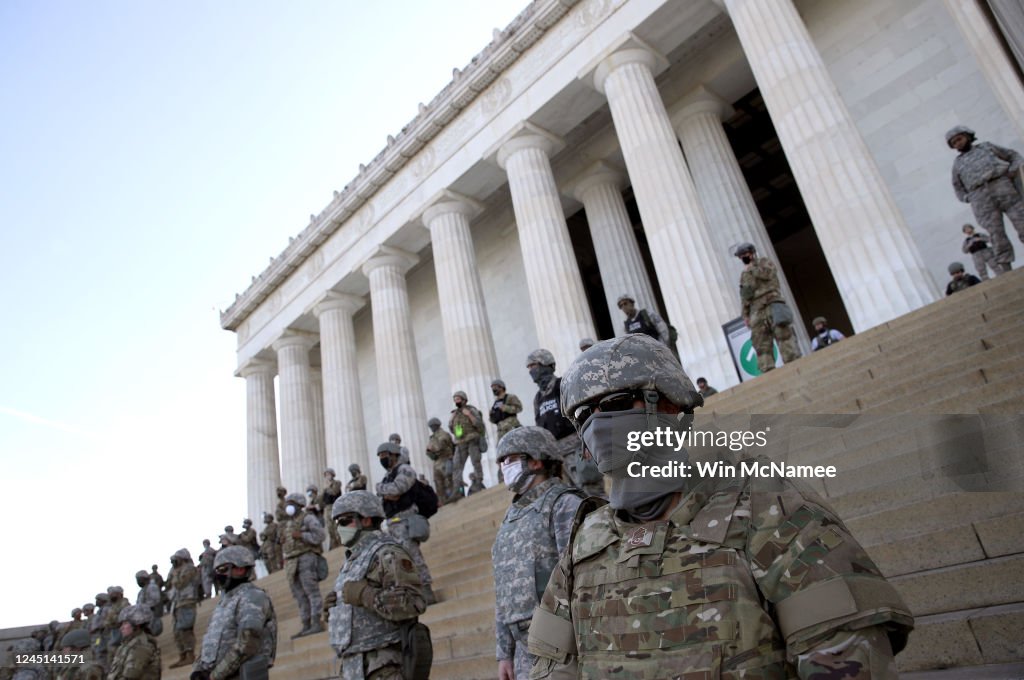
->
[626,425,770,452]
[15,654,86,667]
[627,459,838,479]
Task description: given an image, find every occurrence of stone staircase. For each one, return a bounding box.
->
[158,268,1023,679]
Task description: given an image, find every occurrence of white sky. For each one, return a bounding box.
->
[0,0,527,628]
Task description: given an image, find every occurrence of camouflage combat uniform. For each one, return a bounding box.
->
[194,582,277,680]
[450,403,485,486]
[347,472,368,492]
[377,462,433,587]
[319,478,344,550]
[534,379,603,497]
[87,598,108,668]
[492,478,583,679]
[199,544,218,598]
[135,578,163,632]
[167,555,199,663]
[328,531,426,680]
[259,517,283,574]
[740,256,801,373]
[426,426,455,503]
[107,629,160,680]
[952,140,1024,268]
[281,501,326,631]
[962,230,999,280]
[528,468,913,679]
[237,526,260,561]
[490,393,524,441]
[102,591,128,656]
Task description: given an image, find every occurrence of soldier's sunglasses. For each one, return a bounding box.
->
[573,391,644,430]
[335,514,358,527]
[214,565,232,575]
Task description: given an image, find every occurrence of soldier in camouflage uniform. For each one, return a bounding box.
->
[961,223,1000,280]
[191,546,277,680]
[199,539,218,599]
[87,593,108,668]
[492,427,583,680]
[55,629,105,680]
[107,605,160,680]
[949,125,1023,270]
[259,513,283,574]
[102,586,129,658]
[281,492,326,638]
[167,548,199,668]
[223,525,241,547]
[527,334,913,679]
[490,379,523,442]
[320,468,344,550]
[425,417,455,505]
[376,442,435,604]
[945,261,982,295]
[6,638,43,680]
[237,519,260,560]
[134,571,163,635]
[389,433,411,466]
[735,242,801,373]
[325,491,427,680]
[449,390,486,490]
[55,608,85,650]
[274,486,289,522]
[346,464,367,492]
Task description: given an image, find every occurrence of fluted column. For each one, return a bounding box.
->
[670,86,809,351]
[239,359,281,525]
[309,366,327,477]
[313,292,370,482]
[568,162,659,334]
[423,192,500,485]
[272,331,321,494]
[497,124,596,369]
[722,0,940,329]
[944,0,1024,140]
[362,248,430,475]
[591,39,738,388]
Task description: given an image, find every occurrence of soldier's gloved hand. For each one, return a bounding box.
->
[323,591,337,612]
[341,579,373,607]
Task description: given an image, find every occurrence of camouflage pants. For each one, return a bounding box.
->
[385,512,432,586]
[433,455,452,503]
[556,435,605,498]
[509,622,535,680]
[340,643,404,680]
[264,547,283,574]
[970,247,1000,280]
[970,178,1024,266]
[286,552,323,626]
[172,604,196,654]
[200,569,213,599]
[496,418,520,441]
[90,631,108,669]
[453,438,482,489]
[751,306,800,373]
[327,516,341,551]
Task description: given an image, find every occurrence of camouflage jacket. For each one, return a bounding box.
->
[136,581,162,615]
[328,532,425,659]
[102,598,128,631]
[449,405,484,443]
[56,660,105,680]
[952,141,1024,200]
[200,546,218,574]
[281,510,325,560]
[259,523,279,553]
[740,257,784,318]
[168,561,199,607]
[238,528,260,555]
[196,582,277,679]
[426,428,455,461]
[529,467,913,679]
[275,498,289,523]
[346,474,368,492]
[88,609,105,634]
[321,479,343,506]
[492,479,583,660]
[107,632,159,680]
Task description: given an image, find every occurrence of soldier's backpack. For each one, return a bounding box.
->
[409,479,439,519]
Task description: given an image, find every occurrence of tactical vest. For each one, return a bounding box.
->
[282,512,321,559]
[108,632,160,680]
[490,398,512,423]
[624,310,658,339]
[814,330,834,350]
[329,534,407,657]
[569,504,792,679]
[534,378,575,441]
[199,583,277,669]
[492,481,581,625]
[381,463,416,518]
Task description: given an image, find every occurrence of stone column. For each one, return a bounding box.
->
[944,0,1024,141]
[722,0,940,329]
[309,366,327,477]
[669,86,810,351]
[423,192,500,485]
[362,248,430,475]
[568,161,659,336]
[271,331,321,494]
[313,292,371,482]
[590,38,738,389]
[239,359,281,525]
[496,124,596,369]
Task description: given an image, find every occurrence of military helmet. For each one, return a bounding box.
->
[579,337,595,349]
[427,417,441,427]
[388,433,401,442]
[306,484,318,493]
[526,348,556,367]
[224,525,234,533]
[324,467,335,476]
[262,511,273,522]
[348,463,361,473]
[95,593,109,604]
[135,570,149,581]
[117,604,153,627]
[242,518,252,527]
[107,586,123,595]
[72,607,82,617]
[496,426,558,463]
[452,390,468,401]
[946,125,975,146]
[332,490,385,520]
[561,334,702,428]
[276,485,286,493]
[490,378,506,389]
[615,294,634,307]
[83,603,96,612]
[812,316,827,326]
[214,545,256,570]
[734,242,756,257]
[377,441,401,456]
[173,548,192,562]
[284,492,306,506]
[949,261,966,274]
[61,629,91,649]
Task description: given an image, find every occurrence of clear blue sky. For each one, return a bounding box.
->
[0,0,526,628]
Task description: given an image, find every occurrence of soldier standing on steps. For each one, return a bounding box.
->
[450,391,486,491]
[425,417,455,505]
[492,427,583,680]
[528,334,913,679]
[259,512,283,574]
[321,468,344,550]
[376,442,435,604]
[281,492,326,638]
[346,464,368,492]
[107,606,160,680]
[167,548,199,668]
[199,539,217,599]
[325,491,427,680]
[735,242,801,374]
[237,519,260,561]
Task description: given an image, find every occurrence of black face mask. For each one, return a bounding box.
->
[214,572,247,592]
[492,389,501,396]
[379,456,393,470]
[740,255,753,265]
[529,365,555,385]
[429,423,439,433]
[136,579,146,588]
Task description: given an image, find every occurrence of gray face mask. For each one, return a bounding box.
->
[580,409,690,520]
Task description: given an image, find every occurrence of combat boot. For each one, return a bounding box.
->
[290,620,310,640]
[169,651,193,669]
[306,616,323,635]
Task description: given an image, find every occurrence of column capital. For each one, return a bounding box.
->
[271,330,318,353]
[491,121,566,169]
[669,86,734,129]
[421,189,485,227]
[361,245,420,277]
[580,33,669,95]
[237,358,276,379]
[313,291,365,318]
[565,160,628,202]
